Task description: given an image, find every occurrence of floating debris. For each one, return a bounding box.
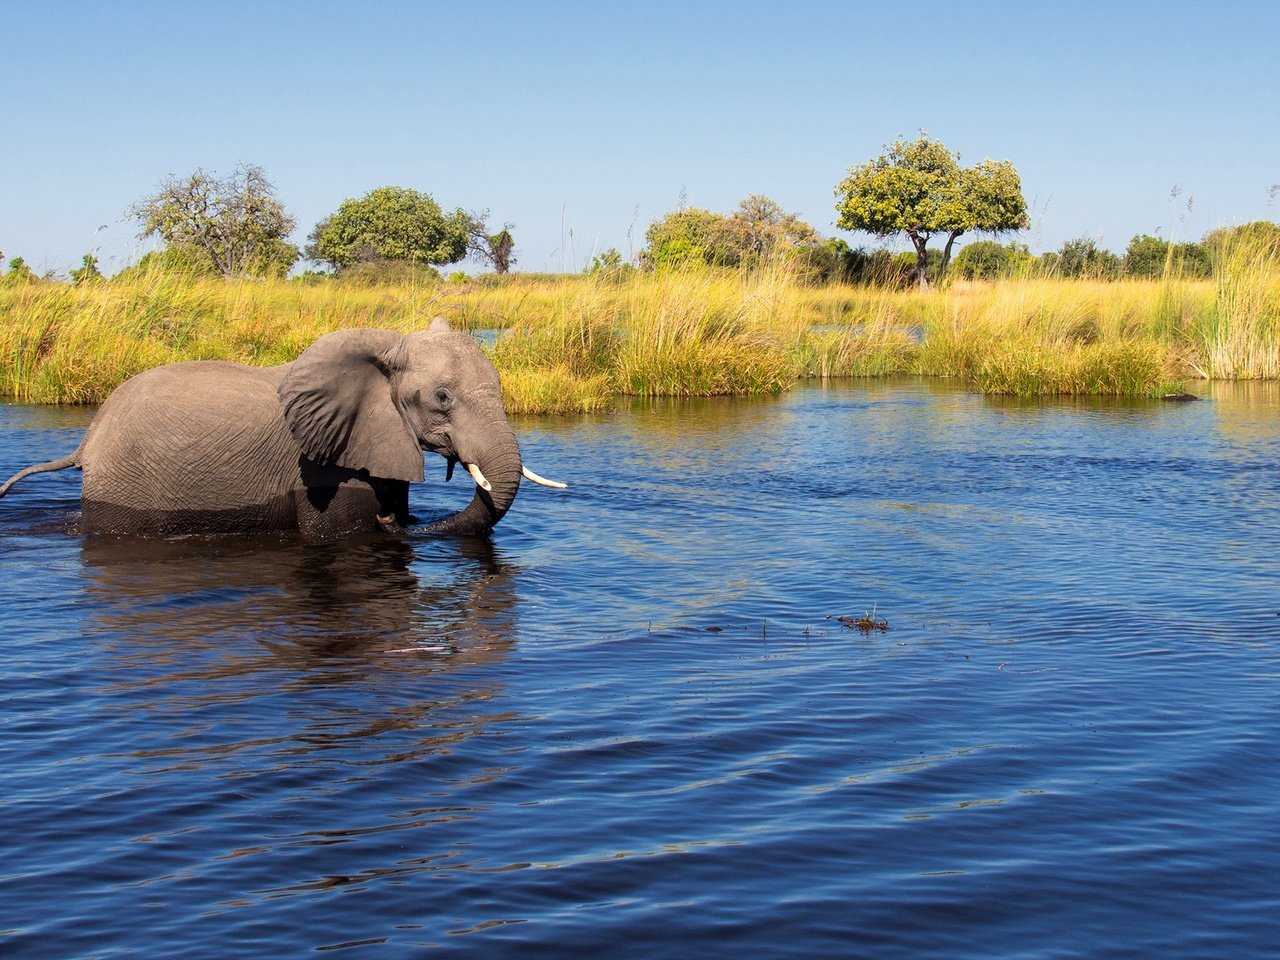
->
[830,611,889,633]
[1160,392,1201,402]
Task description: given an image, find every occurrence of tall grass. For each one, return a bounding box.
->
[1194,230,1280,378]
[490,268,802,399]
[1,249,1276,411]
[0,268,450,402]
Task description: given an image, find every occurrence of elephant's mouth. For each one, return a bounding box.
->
[421,447,566,537]
[437,451,565,491]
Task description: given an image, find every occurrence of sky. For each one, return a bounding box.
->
[3,0,1279,277]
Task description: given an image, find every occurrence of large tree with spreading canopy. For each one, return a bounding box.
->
[306,186,471,271]
[834,135,1028,288]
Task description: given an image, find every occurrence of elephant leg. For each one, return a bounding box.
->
[293,477,410,539]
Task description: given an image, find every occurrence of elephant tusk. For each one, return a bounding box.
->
[466,462,492,491]
[521,466,567,489]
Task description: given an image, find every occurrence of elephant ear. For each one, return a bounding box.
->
[278,328,424,482]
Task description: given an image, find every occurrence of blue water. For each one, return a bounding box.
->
[1,379,1278,958]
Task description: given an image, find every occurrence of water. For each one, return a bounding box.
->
[2,379,1278,958]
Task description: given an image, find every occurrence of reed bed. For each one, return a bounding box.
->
[1,248,1276,411]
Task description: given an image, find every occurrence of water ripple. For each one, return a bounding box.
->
[2,382,1279,957]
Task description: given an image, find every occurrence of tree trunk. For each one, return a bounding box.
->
[940,230,964,283]
[908,230,930,291]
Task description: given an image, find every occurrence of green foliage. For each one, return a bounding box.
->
[835,136,960,237]
[847,247,915,287]
[587,248,622,272]
[784,239,849,285]
[129,164,300,278]
[1176,243,1212,279]
[69,253,104,284]
[1120,235,1209,280]
[334,259,443,286]
[727,194,817,265]
[834,134,1029,287]
[1046,238,1122,279]
[587,248,636,278]
[1123,234,1170,278]
[1202,220,1280,253]
[952,241,1032,280]
[3,257,38,285]
[643,195,818,270]
[786,242,919,288]
[306,186,470,270]
[644,206,736,269]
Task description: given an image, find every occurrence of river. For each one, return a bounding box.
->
[2,378,1278,958]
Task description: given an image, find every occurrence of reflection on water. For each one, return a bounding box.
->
[81,532,519,666]
[2,380,1279,958]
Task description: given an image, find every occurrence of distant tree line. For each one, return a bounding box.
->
[48,164,517,284]
[2,140,1277,287]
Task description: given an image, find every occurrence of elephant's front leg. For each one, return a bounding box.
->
[295,463,410,539]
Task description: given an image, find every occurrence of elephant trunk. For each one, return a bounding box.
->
[424,421,522,537]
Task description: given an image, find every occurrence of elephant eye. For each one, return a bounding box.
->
[434,387,453,407]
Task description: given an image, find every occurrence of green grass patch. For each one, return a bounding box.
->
[972,339,1176,397]
[497,365,613,416]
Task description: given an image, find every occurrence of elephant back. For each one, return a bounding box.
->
[81,361,300,531]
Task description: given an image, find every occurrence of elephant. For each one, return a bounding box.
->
[0,319,564,538]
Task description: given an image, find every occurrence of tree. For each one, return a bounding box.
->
[1123,234,1170,278]
[306,186,470,271]
[834,135,1029,289]
[723,194,818,265]
[587,247,634,277]
[643,206,735,268]
[464,210,516,274]
[3,256,37,285]
[643,196,818,270]
[952,240,1032,280]
[129,164,300,278]
[1123,234,1212,280]
[70,253,104,284]
[1047,238,1122,279]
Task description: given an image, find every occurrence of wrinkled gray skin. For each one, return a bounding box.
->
[0,320,522,538]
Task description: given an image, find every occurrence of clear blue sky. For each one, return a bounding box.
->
[3,0,1278,276]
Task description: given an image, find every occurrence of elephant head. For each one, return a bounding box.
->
[278,319,558,536]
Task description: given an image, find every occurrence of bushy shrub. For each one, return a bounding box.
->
[336,259,442,286]
[952,241,1032,280]
[2,257,38,285]
[1044,239,1122,279]
[1123,234,1212,280]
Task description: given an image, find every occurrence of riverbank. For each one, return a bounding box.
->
[1,249,1275,412]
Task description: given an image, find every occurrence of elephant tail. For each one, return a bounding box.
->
[0,454,80,499]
